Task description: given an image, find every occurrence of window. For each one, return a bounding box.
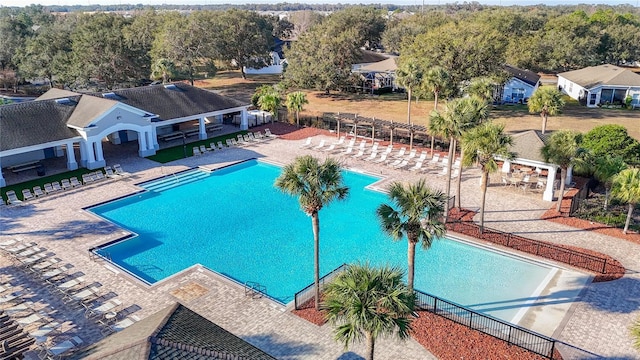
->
[511,88,525,102]
[589,93,597,105]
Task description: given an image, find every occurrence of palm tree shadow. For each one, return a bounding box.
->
[337,352,365,360]
[242,333,318,360]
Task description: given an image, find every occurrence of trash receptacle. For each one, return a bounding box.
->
[36,164,46,176]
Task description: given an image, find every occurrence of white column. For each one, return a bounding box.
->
[501,160,511,173]
[94,141,104,162]
[240,110,248,130]
[151,126,159,150]
[139,130,156,157]
[566,165,573,185]
[138,131,147,153]
[79,141,88,167]
[87,140,106,169]
[66,142,78,170]
[198,117,207,140]
[84,141,97,169]
[55,145,64,157]
[543,166,557,201]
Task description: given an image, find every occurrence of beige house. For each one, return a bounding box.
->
[557,64,640,108]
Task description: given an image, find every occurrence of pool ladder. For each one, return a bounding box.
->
[244,281,266,299]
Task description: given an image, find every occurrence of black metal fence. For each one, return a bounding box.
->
[446,220,621,275]
[294,263,347,310]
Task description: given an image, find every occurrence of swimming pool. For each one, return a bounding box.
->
[90,159,555,322]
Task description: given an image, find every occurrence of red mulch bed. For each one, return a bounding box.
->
[447,208,625,282]
[292,302,559,359]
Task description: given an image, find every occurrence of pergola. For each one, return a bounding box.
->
[324,112,435,151]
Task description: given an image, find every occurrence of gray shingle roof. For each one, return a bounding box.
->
[0,98,81,152]
[67,96,120,128]
[509,130,550,163]
[35,88,81,101]
[558,64,640,89]
[92,83,248,121]
[504,65,540,87]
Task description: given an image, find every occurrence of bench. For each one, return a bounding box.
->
[205,124,223,132]
[9,161,41,173]
[184,128,200,137]
[158,132,184,142]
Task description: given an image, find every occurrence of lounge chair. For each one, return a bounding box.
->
[236,135,249,146]
[367,146,391,161]
[192,147,201,156]
[409,161,424,172]
[230,139,239,146]
[312,139,326,151]
[391,147,406,159]
[33,186,45,197]
[352,148,366,159]
[55,277,85,295]
[332,136,346,147]
[112,164,129,177]
[355,140,367,153]
[45,336,83,359]
[387,158,404,168]
[4,242,38,255]
[415,151,428,163]
[216,141,225,150]
[15,246,46,259]
[60,179,72,190]
[264,128,277,138]
[199,145,208,154]
[28,257,62,273]
[426,154,441,169]
[392,159,409,169]
[372,152,389,164]
[64,285,102,305]
[30,321,61,345]
[85,298,122,319]
[51,181,63,191]
[363,151,378,161]
[225,139,234,147]
[17,252,51,268]
[299,137,313,149]
[21,189,34,201]
[404,149,417,162]
[248,133,261,143]
[94,171,106,182]
[104,167,117,178]
[100,316,139,336]
[253,132,267,142]
[3,302,36,317]
[243,134,253,144]
[368,142,379,155]
[81,174,94,185]
[5,191,22,205]
[322,143,337,153]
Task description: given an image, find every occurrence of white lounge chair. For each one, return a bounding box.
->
[415,151,428,163]
[225,139,234,147]
[264,128,277,138]
[363,151,378,161]
[369,142,380,155]
[69,177,81,187]
[45,336,83,359]
[199,145,208,154]
[332,136,346,147]
[60,179,72,190]
[392,147,406,159]
[426,154,441,169]
[21,189,35,201]
[392,159,409,169]
[299,137,313,149]
[94,171,107,182]
[352,148,366,159]
[33,186,45,197]
[207,143,216,151]
[51,181,63,191]
[404,149,417,161]
[193,147,202,156]
[6,191,22,205]
[372,152,389,164]
[312,139,326,151]
[387,158,404,167]
[55,276,85,295]
[85,298,123,319]
[409,161,424,172]
[101,315,139,336]
[322,143,337,153]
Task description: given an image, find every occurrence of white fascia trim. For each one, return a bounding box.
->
[0,136,84,157]
[84,102,157,128]
[153,106,250,127]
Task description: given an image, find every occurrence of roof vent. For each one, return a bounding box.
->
[102,92,119,99]
[55,98,71,104]
[164,84,178,90]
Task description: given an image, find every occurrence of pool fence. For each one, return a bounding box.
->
[294,263,347,310]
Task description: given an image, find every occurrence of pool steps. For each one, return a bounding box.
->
[143,169,209,192]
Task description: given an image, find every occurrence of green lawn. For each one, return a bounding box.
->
[147,131,247,163]
[1,168,95,203]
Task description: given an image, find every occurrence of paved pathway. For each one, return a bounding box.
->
[1,133,639,359]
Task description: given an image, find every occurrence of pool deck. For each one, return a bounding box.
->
[1,134,639,359]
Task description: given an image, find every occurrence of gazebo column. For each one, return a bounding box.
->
[240,109,248,130]
[79,141,88,167]
[65,141,78,170]
[151,126,159,150]
[501,160,512,173]
[138,130,156,157]
[91,141,106,169]
[83,141,97,169]
[198,117,207,140]
[566,165,573,185]
[543,166,557,201]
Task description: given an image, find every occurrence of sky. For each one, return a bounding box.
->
[2,0,638,7]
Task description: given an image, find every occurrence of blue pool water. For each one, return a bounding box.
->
[91,159,554,322]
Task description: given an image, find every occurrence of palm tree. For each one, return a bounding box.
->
[396,60,423,125]
[323,263,415,360]
[611,168,640,234]
[422,66,453,156]
[541,130,583,212]
[286,91,309,127]
[258,90,282,122]
[465,77,495,103]
[528,87,565,135]
[275,156,350,310]
[376,180,447,292]
[462,122,515,232]
[151,58,177,84]
[593,155,627,210]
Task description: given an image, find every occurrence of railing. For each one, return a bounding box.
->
[446,220,619,275]
[294,263,347,310]
[415,290,557,359]
[244,281,267,299]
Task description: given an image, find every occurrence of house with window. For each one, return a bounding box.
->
[351,56,398,94]
[557,64,640,108]
[495,65,540,104]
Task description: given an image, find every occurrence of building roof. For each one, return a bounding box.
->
[356,57,398,73]
[558,64,640,89]
[354,50,390,65]
[93,83,248,121]
[35,88,81,101]
[73,303,276,360]
[509,130,550,163]
[504,65,540,87]
[66,95,120,128]
[0,98,81,152]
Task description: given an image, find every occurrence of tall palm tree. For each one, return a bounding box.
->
[430,98,487,205]
[396,60,423,125]
[285,91,309,127]
[462,122,515,232]
[466,77,495,103]
[593,155,627,210]
[611,168,640,234]
[323,263,415,360]
[422,66,452,156]
[275,156,350,310]
[541,130,583,212]
[528,87,565,135]
[151,58,177,84]
[258,90,282,122]
[376,180,447,292]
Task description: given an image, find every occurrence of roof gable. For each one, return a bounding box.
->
[558,64,640,89]
[357,57,398,73]
[35,88,81,101]
[509,130,550,163]
[66,96,120,128]
[504,65,540,87]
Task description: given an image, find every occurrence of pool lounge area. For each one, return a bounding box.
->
[0,131,638,360]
